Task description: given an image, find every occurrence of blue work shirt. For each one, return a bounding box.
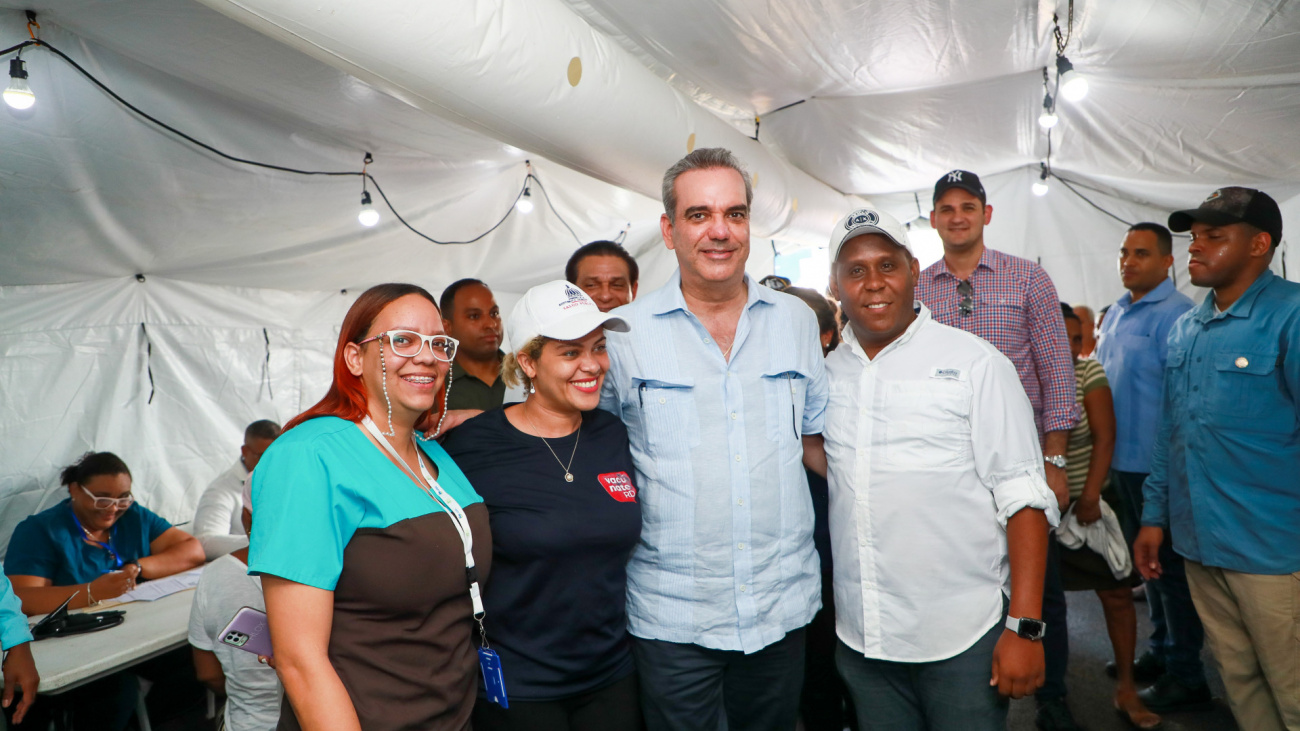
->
[0,575,32,649]
[5,499,172,586]
[1095,278,1195,473]
[1142,270,1300,574]
[601,271,829,653]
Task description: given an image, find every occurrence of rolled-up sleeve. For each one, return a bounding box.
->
[970,351,1060,528]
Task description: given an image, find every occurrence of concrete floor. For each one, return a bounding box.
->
[1007,589,1238,731]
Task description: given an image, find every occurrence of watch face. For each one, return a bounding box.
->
[1018,618,1046,640]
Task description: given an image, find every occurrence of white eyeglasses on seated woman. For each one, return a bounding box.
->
[80,485,134,510]
[357,331,459,362]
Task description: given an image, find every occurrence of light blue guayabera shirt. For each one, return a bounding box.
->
[1094,278,1195,473]
[1142,270,1300,574]
[601,271,829,653]
[0,574,33,650]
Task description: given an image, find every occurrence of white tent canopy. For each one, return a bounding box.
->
[1,0,1298,549]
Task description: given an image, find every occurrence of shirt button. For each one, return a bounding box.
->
[737,543,745,550]
[737,499,744,506]
[731,412,738,419]
[704,337,711,343]
[740,585,747,593]
[735,454,742,462]
[658,397,666,404]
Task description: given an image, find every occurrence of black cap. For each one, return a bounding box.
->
[932,170,986,205]
[1169,187,1283,247]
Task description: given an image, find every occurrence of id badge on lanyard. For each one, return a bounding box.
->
[361,417,508,707]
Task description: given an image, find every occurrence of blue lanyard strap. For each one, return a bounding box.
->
[70,512,123,569]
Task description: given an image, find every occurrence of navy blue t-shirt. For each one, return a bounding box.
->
[5,499,172,585]
[441,407,641,701]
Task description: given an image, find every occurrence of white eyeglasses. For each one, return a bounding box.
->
[357,330,459,362]
[80,484,134,510]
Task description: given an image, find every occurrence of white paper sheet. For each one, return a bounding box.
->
[99,567,204,606]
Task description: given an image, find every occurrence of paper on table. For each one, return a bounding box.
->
[99,567,204,606]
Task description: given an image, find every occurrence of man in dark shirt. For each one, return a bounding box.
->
[566,240,640,313]
[441,278,507,411]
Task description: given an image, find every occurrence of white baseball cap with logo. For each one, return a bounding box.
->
[828,207,913,261]
[508,280,630,351]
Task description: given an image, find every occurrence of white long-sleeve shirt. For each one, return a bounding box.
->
[193,458,250,560]
[824,304,1060,663]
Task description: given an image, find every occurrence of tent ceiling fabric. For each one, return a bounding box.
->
[562,0,1300,196]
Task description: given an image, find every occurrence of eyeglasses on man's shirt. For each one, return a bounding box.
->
[958,280,974,317]
[357,331,459,362]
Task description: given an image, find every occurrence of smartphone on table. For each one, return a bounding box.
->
[219,606,273,658]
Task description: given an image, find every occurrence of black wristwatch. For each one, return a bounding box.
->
[1005,616,1047,641]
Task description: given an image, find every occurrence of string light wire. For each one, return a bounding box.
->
[0,36,584,246]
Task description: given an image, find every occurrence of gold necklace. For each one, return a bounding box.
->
[524,408,581,482]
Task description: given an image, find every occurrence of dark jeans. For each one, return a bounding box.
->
[835,615,1008,731]
[1112,470,1207,687]
[472,672,644,731]
[801,577,858,731]
[632,628,806,731]
[1036,534,1070,702]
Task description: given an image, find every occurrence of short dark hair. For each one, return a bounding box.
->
[565,241,639,286]
[662,147,753,220]
[1128,222,1174,256]
[1060,302,1079,322]
[786,287,841,352]
[60,451,131,487]
[245,420,282,442]
[439,278,489,320]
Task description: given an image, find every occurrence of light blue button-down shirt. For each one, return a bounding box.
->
[1142,270,1300,574]
[1094,278,1195,473]
[601,271,829,653]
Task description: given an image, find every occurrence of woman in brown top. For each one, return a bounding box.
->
[248,283,491,730]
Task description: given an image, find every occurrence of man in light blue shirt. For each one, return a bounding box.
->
[1093,222,1204,706]
[601,147,828,731]
[1135,187,1300,731]
[0,574,38,724]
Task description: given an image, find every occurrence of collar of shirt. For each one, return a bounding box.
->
[1195,269,1275,324]
[647,269,776,318]
[926,247,1006,281]
[451,351,506,384]
[839,302,931,363]
[1118,277,1178,311]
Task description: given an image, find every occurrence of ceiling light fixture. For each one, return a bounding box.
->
[515,187,534,214]
[1038,92,1058,129]
[358,190,379,227]
[5,58,35,110]
[1056,55,1088,102]
[1032,165,1050,197]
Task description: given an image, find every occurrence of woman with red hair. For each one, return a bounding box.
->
[248,283,491,731]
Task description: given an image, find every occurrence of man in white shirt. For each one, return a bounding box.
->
[808,207,1060,730]
[189,474,281,730]
[192,420,280,560]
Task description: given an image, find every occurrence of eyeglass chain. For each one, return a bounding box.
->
[378,340,454,441]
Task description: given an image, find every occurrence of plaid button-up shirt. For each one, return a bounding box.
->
[916,247,1080,437]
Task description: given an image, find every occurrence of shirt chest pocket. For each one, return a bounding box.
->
[762,368,811,443]
[631,376,702,454]
[1208,349,1289,430]
[882,379,972,469]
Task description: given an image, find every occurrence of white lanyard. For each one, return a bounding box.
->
[361,417,485,622]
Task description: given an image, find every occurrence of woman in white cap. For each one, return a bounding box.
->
[441,280,642,731]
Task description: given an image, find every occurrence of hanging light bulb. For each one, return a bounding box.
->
[1038,92,1058,129]
[515,187,534,214]
[358,190,380,227]
[4,58,36,110]
[1032,166,1050,197]
[1056,55,1088,102]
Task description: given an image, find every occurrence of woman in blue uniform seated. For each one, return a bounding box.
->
[4,451,205,730]
[250,283,490,731]
[441,280,643,731]
[5,451,204,612]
